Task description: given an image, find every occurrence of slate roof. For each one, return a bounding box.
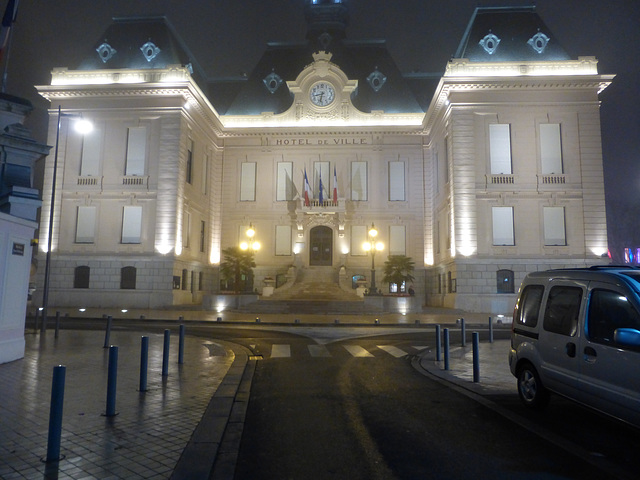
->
[454,6,571,62]
[76,16,206,80]
[221,39,426,116]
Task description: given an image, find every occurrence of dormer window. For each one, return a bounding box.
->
[528,32,550,54]
[263,71,283,94]
[140,41,161,62]
[367,69,387,92]
[96,42,117,63]
[479,32,500,55]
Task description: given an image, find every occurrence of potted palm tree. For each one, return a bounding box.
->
[220,246,256,294]
[382,255,415,295]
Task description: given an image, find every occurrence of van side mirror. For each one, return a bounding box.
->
[613,328,640,348]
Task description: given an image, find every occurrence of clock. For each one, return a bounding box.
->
[310,82,335,107]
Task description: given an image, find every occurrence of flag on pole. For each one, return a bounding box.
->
[303,168,311,206]
[318,170,324,204]
[0,0,18,61]
[333,166,338,203]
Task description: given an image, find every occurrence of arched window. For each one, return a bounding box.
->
[121,266,136,290]
[74,266,90,289]
[497,269,515,294]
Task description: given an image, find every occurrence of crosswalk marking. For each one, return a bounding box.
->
[412,346,429,351]
[271,344,291,358]
[308,344,331,357]
[343,345,375,357]
[261,343,427,359]
[377,345,407,358]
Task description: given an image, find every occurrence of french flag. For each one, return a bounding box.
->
[303,168,311,206]
[333,166,338,203]
[318,170,324,204]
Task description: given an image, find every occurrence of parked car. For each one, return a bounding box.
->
[509,266,640,427]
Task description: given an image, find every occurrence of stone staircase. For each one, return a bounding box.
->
[237,266,376,314]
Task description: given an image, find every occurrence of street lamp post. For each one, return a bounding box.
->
[41,105,92,323]
[363,223,384,295]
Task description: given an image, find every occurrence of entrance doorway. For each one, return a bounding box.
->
[309,226,333,266]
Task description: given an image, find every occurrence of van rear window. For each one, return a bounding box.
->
[515,285,544,327]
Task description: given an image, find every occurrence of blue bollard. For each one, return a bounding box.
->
[472,332,480,383]
[489,316,494,343]
[460,318,466,347]
[162,329,170,376]
[443,328,450,370]
[103,315,112,348]
[140,336,149,392]
[46,365,66,462]
[178,324,185,365]
[105,346,118,416]
[435,324,441,362]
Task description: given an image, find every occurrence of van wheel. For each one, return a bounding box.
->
[517,363,549,409]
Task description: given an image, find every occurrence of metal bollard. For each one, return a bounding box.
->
[178,324,185,365]
[460,318,466,347]
[489,316,494,343]
[140,336,149,392]
[41,308,48,333]
[103,315,113,348]
[435,324,441,362]
[472,332,480,383]
[46,365,66,462]
[162,329,170,376]
[105,346,118,417]
[443,328,450,371]
[54,311,61,339]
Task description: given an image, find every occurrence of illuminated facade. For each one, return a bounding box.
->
[34,4,612,313]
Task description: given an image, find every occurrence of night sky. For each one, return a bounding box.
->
[4,0,639,261]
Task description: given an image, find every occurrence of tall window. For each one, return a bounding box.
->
[186,139,193,184]
[183,212,191,249]
[240,162,256,201]
[75,206,96,243]
[120,266,136,289]
[125,126,146,176]
[444,136,450,184]
[74,266,90,289]
[350,225,367,255]
[543,207,566,246]
[182,269,188,291]
[489,124,512,174]
[389,225,406,255]
[200,220,206,253]
[389,161,405,201]
[540,123,563,174]
[314,161,329,201]
[492,206,515,246]
[80,126,101,176]
[277,162,294,201]
[122,206,142,244]
[351,161,367,201]
[275,225,292,255]
[202,153,209,194]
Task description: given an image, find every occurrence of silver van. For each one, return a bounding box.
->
[509,267,640,427]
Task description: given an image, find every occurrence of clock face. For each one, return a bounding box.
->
[310,82,335,107]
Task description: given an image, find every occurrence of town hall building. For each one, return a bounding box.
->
[34,1,612,314]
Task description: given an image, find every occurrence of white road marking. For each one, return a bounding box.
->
[271,344,291,358]
[343,345,374,357]
[377,345,407,358]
